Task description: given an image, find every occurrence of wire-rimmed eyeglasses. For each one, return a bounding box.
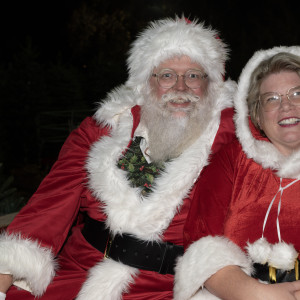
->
[259,85,300,112]
[152,68,208,89]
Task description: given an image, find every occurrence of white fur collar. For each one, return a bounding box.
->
[87,81,234,240]
[93,85,144,128]
[82,81,234,299]
[234,46,300,179]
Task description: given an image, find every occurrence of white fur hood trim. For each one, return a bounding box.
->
[174,236,253,300]
[234,46,300,179]
[0,232,56,296]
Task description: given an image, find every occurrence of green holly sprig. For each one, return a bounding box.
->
[117,137,165,196]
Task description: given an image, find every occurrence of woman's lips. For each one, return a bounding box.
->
[278,117,300,126]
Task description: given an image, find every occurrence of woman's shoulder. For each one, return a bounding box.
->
[214,138,243,159]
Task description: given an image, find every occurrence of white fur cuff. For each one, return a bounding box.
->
[174,236,253,300]
[76,259,139,300]
[0,232,57,296]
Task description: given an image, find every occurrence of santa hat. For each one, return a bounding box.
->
[126,16,229,92]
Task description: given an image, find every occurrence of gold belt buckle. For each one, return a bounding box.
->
[269,258,299,283]
[295,258,299,281]
[104,234,114,259]
[269,266,277,283]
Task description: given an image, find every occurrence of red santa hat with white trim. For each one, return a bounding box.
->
[126,16,229,92]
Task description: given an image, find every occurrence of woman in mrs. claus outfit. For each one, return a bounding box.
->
[175,46,300,299]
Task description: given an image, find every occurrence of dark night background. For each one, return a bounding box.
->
[0,0,299,214]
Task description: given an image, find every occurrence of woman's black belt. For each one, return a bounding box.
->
[81,215,184,275]
[253,260,300,283]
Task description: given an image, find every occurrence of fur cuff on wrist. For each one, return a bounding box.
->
[0,232,57,296]
[76,259,139,300]
[174,236,253,300]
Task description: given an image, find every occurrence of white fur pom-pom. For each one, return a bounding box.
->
[268,242,298,270]
[246,238,272,264]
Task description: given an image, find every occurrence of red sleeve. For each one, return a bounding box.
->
[7,117,109,254]
[183,141,241,249]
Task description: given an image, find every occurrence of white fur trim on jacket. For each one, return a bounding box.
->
[174,236,253,300]
[94,85,144,127]
[234,46,300,179]
[76,259,139,300]
[82,81,234,299]
[126,17,229,93]
[87,81,234,240]
[0,232,56,296]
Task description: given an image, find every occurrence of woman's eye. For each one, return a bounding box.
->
[266,95,279,102]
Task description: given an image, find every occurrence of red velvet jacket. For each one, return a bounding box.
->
[1,84,235,299]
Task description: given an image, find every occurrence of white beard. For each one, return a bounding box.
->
[141,90,213,163]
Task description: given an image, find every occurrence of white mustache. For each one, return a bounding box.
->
[161,92,200,104]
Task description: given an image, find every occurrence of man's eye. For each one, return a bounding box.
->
[161,73,173,79]
[188,73,199,79]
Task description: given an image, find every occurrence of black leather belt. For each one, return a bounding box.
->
[253,261,300,283]
[81,215,184,275]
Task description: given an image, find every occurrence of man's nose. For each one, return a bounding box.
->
[173,75,188,91]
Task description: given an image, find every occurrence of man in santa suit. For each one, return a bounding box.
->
[0,17,236,299]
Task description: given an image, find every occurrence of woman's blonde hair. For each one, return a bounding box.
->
[247,52,300,130]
